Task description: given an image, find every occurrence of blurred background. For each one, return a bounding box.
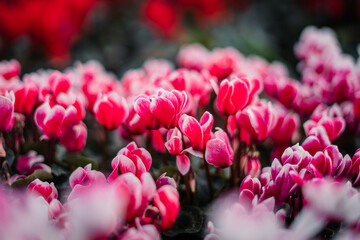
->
[0,0,359,76]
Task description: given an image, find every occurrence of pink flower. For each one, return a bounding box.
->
[153,185,180,230]
[205,128,233,168]
[135,89,188,129]
[112,173,143,221]
[165,127,183,155]
[69,164,106,189]
[60,122,87,152]
[0,59,20,80]
[156,173,177,189]
[17,151,50,175]
[121,105,146,135]
[244,156,261,178]
[35,101,78,138]
[109,142,152,180]
[93,91,129,130]
[13,83,38,115]
[236,101,276,145]
[178,111,213,150]
[240,175,261,197]
[271,106,300,144]
[27,179,58,204]
[55,91,86,122]
[207,47,243,80]
[214,76,249,115]
[118,224,160,240]
[48,71,72,98]
[177,44,209,71]
[304,105,345,142]
[0,91,15,131]
[143,59,173,78]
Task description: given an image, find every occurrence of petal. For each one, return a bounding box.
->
[205,139,232,168]
[150,97,176,129]
[178,114,203,150]
[176,154,190,175]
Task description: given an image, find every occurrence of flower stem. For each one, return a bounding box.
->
[45,138,56,166]
[203,152,214,199]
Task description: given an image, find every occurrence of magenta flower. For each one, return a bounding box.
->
[60,122,87,152]
[165,127,183,155]
[0,91,15,131]
[177,43,209,71]
[244,156,261,178]
[17,151,50,175]
[135,89,188,129]
[205,128,233,168]
[153,185,180,230]
[35,101,78,138]
[13,83,38,115]
[27,179,58,204]
[109,142,152,181]
[178,111,213,151]
[214,76,249,116]
[207,47,243,81]
[93,91,129,130]
[0,59,20,80]
[236,101,276,145]
[69,164,106,190]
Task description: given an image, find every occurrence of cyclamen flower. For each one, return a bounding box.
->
[304,104,345,142]
[165,128,191,175]
[207,47,243,81]
[69,164,107,189]
[16,151,50,175]
[13,83,38,115]
[118,223,160,240]
[213,75,249,116]
[178,111,213,150]
[93,91,129,130]
[0,91,15,131]
[134,89,188,129]
[244,156,261,178]
[177,44,209,71]
[109,142,152,180]
[60,122,87,152]
[153,185,180,230]
[302,178,360,223]
[0,59,20,80]
[48,71,72,98]
[165,127,183,155]
[236,101,276,145]
[27,179,58,204]
[35,101,78,138]
[205,128,233,168]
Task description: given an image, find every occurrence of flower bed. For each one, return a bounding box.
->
[1,26,360,239]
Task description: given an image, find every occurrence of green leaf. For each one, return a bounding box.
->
[11,170,53,188]
[62,154,98,170]
[158,165,177,178]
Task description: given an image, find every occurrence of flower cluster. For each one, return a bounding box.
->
[1,26,360,239]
